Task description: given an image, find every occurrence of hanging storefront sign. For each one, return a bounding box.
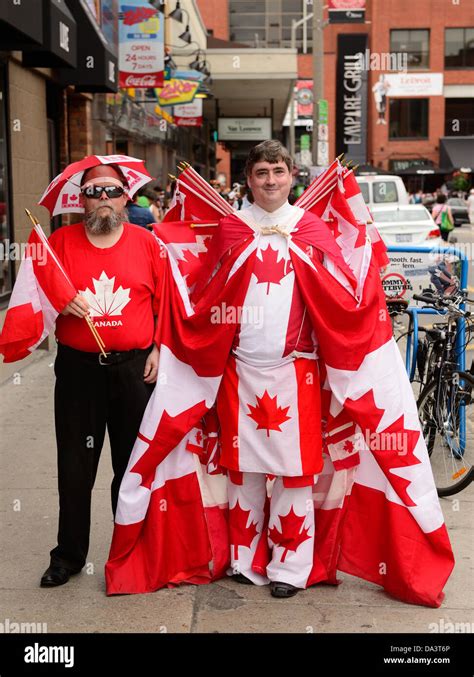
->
[174,100,203,127]
[119,0,164,88]
[296,80,313,117]
[155,79,199,106]
[336,33,369,164]
[328,0,366,24]
[218,118,272,141]
[383,73,443,97]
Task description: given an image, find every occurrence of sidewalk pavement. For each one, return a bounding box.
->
[1,350,473,634]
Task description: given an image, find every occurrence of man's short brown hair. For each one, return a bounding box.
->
[245,140,293,177]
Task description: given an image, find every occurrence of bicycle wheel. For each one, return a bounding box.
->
[417,371,474,496]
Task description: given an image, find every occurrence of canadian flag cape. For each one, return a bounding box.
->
[105,179,454,608]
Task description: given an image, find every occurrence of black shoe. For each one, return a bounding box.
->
[40,565,79,588]
[270,581,299,598]
[232,573,254,585]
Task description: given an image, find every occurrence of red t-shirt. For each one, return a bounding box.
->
[49,222,165,352]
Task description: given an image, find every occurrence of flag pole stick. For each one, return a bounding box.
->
[24,208,108,357]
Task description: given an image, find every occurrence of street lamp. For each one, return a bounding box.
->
[168,1,192,44]
[169,1,184,22]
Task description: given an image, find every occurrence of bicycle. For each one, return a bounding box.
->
[413,290,474,496]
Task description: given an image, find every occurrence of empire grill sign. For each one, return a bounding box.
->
[336,34,368,164]
[342,52,363,146]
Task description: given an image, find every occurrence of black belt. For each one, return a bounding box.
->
[57,342,152,366]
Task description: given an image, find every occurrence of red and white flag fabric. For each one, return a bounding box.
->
[106,204,454,607]
[152,221,217,293]
[0,224,76,363]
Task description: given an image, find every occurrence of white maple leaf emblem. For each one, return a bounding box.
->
[79,271,131,317]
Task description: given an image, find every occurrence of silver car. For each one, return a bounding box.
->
[371,205,442,247]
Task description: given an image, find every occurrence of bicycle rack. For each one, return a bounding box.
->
[387,245,470,455]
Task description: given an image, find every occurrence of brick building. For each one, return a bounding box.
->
[197,0,474,188]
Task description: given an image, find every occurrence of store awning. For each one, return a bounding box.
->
[57,0,117,93]
[394,165,453,175]
[22,0,77,69]
[0,0,43,47]
[440,137,474,172]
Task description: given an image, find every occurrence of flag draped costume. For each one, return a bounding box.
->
[105,169,455,606]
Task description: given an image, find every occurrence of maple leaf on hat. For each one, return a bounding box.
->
[253,245,292,294]
[247,390,291,437]
[229,500,259,560]
[268,507,312,562]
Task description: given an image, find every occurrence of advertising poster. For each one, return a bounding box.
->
[119,0,164,88]
[383,251,461,302]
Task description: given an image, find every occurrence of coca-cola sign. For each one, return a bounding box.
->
[119,1,164,88]
[121,74,163,88]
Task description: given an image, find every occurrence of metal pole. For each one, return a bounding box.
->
[289,85,296,159]
[303,0,307,54]
[312,0,324,167]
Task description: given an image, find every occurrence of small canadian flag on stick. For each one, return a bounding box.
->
[0,210,105,363]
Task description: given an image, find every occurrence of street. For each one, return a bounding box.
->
[1,225,473,634]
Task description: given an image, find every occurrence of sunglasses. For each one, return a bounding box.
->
[81,185,125,199]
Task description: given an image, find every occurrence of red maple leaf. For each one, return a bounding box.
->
[253,245,292,294]
[247,390,291,437]
[343,440,354,453]
[268,507,311,562]
[131,402,208,489]
[178,247,209,289]
[229,500,259,560]
[344,390,421,506]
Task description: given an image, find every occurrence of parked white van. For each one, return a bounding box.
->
[356,175,409,209]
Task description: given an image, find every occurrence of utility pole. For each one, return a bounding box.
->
[312,0,324,167]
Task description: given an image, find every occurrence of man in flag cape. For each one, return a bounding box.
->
[106,141,454,606]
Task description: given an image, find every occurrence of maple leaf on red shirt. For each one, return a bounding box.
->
[247,390,291,437]
[269,507,312,562]
[253,245,292,294]
[229,500,259,560]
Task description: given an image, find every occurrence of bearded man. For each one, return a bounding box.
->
[40,162,164,588]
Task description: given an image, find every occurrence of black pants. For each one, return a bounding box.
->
[49,343,154,572]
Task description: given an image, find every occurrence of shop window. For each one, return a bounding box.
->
[389,99,429,139]
[390,29,430,69]
[445,28,474,68]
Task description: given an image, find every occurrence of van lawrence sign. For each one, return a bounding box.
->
[218,118,272,142]
[336,34,368,164]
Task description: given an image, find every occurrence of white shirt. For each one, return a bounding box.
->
[233,201,317,367]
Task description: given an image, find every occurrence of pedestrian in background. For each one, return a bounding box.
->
[126,192,156,230]
[467,188,474,225]
[432,193,454,242]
